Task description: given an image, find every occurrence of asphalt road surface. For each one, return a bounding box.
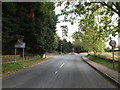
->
[3,54,118,88]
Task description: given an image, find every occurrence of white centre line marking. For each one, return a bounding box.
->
[55,71,58,74]
[60,63,65,68]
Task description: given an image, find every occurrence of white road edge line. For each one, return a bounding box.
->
[55,71,58,74]
[60,63,65,68]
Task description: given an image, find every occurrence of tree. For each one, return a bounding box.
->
[56,1,119,55]
[100,2,120,16]
[52,34,60,51]
[72,10,107,56]
[76,2,120,34]
[60,25,68,39]
[56,1,119,36]
[2,2,58,57]
[56,38,73,53]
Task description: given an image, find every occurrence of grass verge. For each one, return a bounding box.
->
[86,55,119,72]
[2,57,53,78]
[89,52,119,61]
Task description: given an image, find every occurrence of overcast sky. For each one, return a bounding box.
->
[55,2,119,48]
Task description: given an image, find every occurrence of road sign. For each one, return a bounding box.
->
[14,40,26,62]
[15,42,25,48]
[15,39,26,48]
[109,40,116,47]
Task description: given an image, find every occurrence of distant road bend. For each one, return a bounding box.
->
[3,54,118,88]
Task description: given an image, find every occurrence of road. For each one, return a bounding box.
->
[2,54,118,88]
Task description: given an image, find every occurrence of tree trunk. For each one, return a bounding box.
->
[94,51,97,57]
[40,54,43,58]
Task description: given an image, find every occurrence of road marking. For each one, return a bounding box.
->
[60,63,65,68]
[55,71,58,74]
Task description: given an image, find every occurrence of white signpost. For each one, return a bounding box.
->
[14,40,26,62]
[109,40,116,69]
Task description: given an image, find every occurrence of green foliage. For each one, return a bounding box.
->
[116,45,120,51]
[56,39,73,53]
[2,2,58,55]
[52,34,59,50]
[56,1,119,53]
[58,1,120,28]
[86,55,119,71]
[60,25,68,38]
[62,39,72,53]
[72,10,107,53]
[105,47,112,52]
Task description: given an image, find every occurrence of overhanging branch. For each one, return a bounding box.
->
[101,2,119,15]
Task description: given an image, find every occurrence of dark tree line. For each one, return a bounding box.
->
[56,38,86,54]
[2,2,58,56]
[56,39,72,53]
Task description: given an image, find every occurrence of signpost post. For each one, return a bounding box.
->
[14,39,26,62]
[109,40,116,69]
[15,48,17,62]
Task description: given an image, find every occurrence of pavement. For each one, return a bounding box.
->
[82,56,120,86]
[2,55,118,88]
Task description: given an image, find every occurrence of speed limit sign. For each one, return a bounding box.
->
[109,40,116,69]
[109,40,116,47]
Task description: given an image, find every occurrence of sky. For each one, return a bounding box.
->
[55,2,119,48]
[55,2,79,42]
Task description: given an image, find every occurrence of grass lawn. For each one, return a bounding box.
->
[2,57,53,77]
[86,55,119,72]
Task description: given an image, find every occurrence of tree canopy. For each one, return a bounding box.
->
[56,1,119,54]
[2,2,58,56]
